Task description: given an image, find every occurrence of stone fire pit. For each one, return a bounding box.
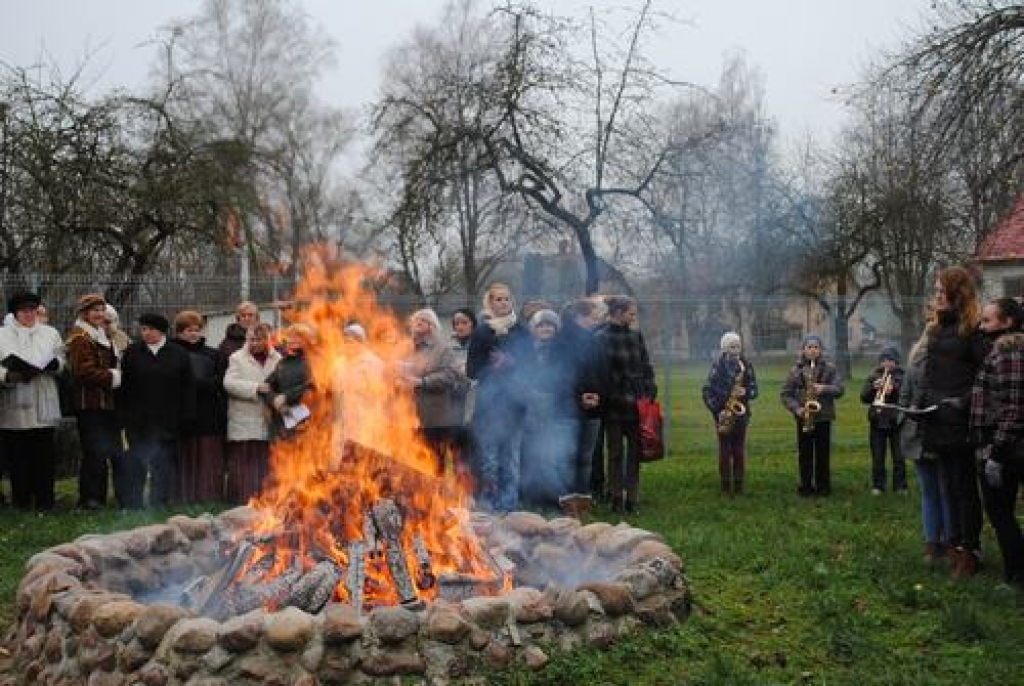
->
[4,506,689,685]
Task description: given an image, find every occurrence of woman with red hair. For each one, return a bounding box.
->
[917,266,987,578]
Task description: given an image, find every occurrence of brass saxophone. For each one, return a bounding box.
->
[801,360,822,434]
[717,361,747,436]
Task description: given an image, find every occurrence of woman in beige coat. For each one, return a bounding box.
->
[222,323,282,503]
[399,309,462,475]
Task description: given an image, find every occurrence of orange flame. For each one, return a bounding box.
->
[240,247,497,609]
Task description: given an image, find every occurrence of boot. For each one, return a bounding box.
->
[720,479,732,498]
[924,542,944,568]
[951,547,979,579]
[733,478,744,496]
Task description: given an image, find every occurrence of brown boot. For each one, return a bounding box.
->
[924,542,943,567]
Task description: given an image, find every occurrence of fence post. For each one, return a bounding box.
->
[661,295,673,457]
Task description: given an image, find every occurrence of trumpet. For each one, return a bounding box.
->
[872,369,892,406]
[801,361,821,434]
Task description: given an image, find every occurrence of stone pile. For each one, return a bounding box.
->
[3,508,689,685]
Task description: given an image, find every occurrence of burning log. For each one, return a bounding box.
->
[346,541,366,614]
[288,560,343,614]
[183,540,257,614]
[371,499,423,609]
[412,535,436,591]
[436,573,501,602]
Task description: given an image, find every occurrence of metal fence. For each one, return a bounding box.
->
[3,273,928,468]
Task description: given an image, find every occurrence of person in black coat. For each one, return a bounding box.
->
[173,310,227,504]
[917,266,987,578]
[558,298,608,508]
[264,323,315,441]
[119,313,197,508]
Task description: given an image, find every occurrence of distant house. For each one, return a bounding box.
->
[976,196,1024,298]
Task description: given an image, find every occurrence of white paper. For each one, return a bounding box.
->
[282,402,311,429]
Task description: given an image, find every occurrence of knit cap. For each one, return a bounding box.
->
[530,309,561,330]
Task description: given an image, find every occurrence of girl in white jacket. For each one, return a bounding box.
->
[0,291,66,509]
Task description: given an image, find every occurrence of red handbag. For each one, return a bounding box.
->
[637,397,665,462]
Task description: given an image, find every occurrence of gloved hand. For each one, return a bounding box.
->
[983,458,1004,489]
[44,359,60,373]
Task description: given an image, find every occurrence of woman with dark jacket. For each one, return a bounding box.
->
[969,297,1024,585]
[173,310,227,503]
[120,313,197,508]
[518,309,601,511]
[265,324,315,441]
[467,283,530,512]
[917,266,986,578]
[593,295,656,514]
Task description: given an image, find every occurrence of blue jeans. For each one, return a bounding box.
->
[575,418,601,495]
[521,417,579,508]
[472,418,523,512]
[914,458,951,546]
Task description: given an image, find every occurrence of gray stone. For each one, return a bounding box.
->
[134,604,191,649]
[504,587,552,624]
[264,606,315,652]
[360,651,426,677]
[459,597,510,631]
[322,603,363,644]
[586,621,618,649]
[552,590,590,627]
[167,617,219,653]
[577,583,635,616]
[425,607,471,645]
[522,645,549,670]
[92,600,146,638]
[217,611,263,652]
[367,606,420,645]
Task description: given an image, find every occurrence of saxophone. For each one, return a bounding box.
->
[801,360,821,434]
[717,360,747,436]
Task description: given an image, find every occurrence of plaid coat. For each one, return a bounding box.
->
[970,331,1024,457]
[593,323,656,421]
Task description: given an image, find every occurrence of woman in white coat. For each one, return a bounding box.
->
[222,323,281,503]
[0,291,66,509]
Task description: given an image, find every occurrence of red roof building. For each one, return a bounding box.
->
[976,195,1024,297]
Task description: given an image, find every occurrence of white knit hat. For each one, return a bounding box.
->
[720,332,742,351]
[530,309,561,330]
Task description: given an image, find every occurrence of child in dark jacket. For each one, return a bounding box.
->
[781,333,844,496]
[859,346,906,494]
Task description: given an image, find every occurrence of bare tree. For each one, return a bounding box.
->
[159,0,349,276]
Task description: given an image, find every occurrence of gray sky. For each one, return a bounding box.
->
[0,0,929,144]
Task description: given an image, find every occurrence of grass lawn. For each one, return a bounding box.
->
[2,360,1023,684]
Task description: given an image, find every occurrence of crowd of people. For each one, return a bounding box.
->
[0,285,657,518]
[0,267,1020,588]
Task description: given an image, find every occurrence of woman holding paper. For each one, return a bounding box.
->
[0,291,66,509]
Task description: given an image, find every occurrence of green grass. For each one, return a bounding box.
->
[3,361,1024,684]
